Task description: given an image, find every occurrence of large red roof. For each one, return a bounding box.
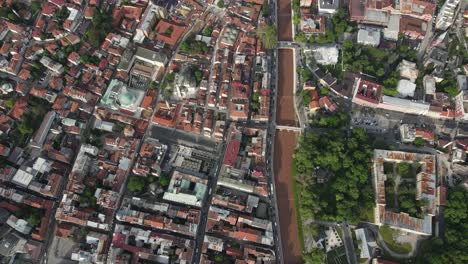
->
[223,140,241,166]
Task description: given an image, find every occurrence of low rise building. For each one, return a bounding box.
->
[357,28,381,46]
[435,0,460,30]
[318,0,340,14]
[163,171,208,207]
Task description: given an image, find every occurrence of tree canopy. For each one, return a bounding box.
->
[85,9,113,48]
[418,188,468,264]
[128,176,146,192]
[180,37,209,54]
[294,128,375,222]
[303,248,326,264]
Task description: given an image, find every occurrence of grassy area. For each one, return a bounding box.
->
[379,226,412,254]
[291,159,305,252]
[398,162,421,179]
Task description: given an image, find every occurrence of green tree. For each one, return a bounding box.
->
[214,254,224,263]
[158,173,171,187]
[301,90,311,105]
[194,70,203,84]
[376,68,385,77]
[163,87,173,98]
[85,9,113,47]
[217,0,225,8]
[5,98,15,109]
[31,2,41,14]
[7,13,16,21]
[303,248,325,264]
[202,26,213,36]
[26,213,41,226]
[80,55,99,65]
[17,207,42,226]
[262,0,270,17]
[295,32,307,42]
[53,7,69,22]
[413,137,426,147]
[294,128,375,222]
[418,188,468,264]
[320,87,329,96]
[128,176,146,192]
[293,14,301,25]
[180,38,209,54]
[256,24,278,49]
[166,72,175,82]
[300,69,313,81]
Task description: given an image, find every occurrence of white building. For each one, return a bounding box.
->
[397,79,417,98]
[7,215,32,234]
[436,0,460,30]
[94,119,115,132]
[398,60,419,83]
[307,45,339,65]
[435,0,461,30]
[383,14,400,40]
[135,47,167,68]
[162,171,207,207]
[40,56,63,75]
[357,28,381,46]
[134,2,160,43]
[423,75,436,96]
[318,0,339,14]
[400,124,416,143]
[100,79,145,114]
[355,228,377,259]
[0,82,13,94]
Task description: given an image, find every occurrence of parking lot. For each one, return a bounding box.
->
[351,108,390,134]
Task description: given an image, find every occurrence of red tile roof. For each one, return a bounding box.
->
[354,78,382,104]
[154,20,186,46]
[9,96,27,120]
[223,140,241,166]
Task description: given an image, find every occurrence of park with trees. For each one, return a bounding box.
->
[293,128,375,223]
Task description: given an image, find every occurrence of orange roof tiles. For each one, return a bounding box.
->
[154,20,186,46]
[18,68,31,81]
[9,96,27,120]
[152,102,180,127]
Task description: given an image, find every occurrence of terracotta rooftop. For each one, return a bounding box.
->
[154,20,186,46]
